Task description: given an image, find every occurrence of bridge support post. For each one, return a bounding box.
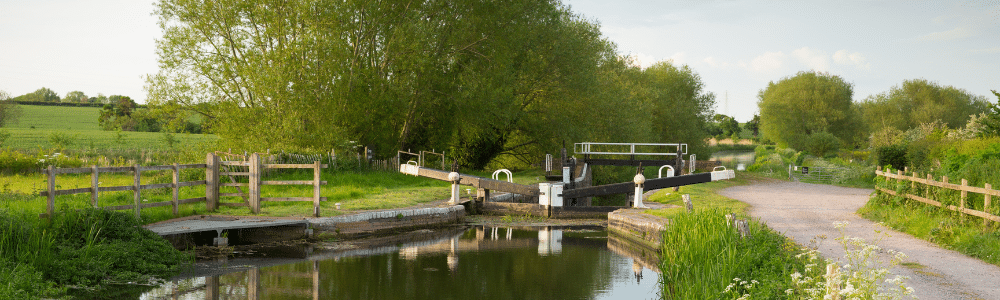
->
[633,174,647,208]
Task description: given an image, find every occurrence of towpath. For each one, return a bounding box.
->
[720,180,1000,300]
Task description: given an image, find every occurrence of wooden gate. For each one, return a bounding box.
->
[207,153,327,217]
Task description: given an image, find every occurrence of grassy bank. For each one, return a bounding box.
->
[0,208,191,299]
[860,176,1000,267]
[0,167,545,225]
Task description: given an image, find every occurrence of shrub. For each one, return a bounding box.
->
[805,132,841,158]
[876,145,908,170]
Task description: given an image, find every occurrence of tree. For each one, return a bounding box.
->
[805,131,841,157]
[758,71,862,150]
[857,79,988,133]
[0,94,21,127]
[746,114,760,138]
[12,87,59,102]
[63,91,88,103]
[633,62,715,157]
[978,90,1000,138]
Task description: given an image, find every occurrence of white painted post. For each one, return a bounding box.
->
[562,167,570,183]
[633,174,647,208]
[448,172,461,204]
[689,154,696,174]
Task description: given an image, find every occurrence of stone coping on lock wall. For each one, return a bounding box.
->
[309,205,466,237]
[607,209,670,250]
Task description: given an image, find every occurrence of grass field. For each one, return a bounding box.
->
[3,105,218,151]
[644,171,760,218]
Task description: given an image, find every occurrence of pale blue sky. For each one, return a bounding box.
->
[564,0,1000,121]
[1,1,997,122]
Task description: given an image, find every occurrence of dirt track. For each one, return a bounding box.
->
[720,180,1000,299]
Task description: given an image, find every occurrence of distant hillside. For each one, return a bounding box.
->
[2,105,218,151]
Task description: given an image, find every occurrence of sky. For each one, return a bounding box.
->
[1,1,997,122]
[563,0,1000,121]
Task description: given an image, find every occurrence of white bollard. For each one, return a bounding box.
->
[448,172,461,204]
[633,174,647,208]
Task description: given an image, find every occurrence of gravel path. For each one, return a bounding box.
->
[719,180,1000,299]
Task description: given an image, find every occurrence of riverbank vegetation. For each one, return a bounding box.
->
[0,208,191,299]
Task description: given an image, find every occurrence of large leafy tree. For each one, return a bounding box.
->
[757,71,862,150]
[147,0,714,169]
[857,79,989,133]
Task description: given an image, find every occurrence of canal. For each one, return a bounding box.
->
[141,226,661,299]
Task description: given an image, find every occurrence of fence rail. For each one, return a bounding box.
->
[874,166,999,224]
[39,163,208,219]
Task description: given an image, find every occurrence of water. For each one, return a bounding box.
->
[141,226,661,300]
[710,150,755,169]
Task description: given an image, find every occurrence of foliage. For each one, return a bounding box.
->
[11,87,60,103]
[863,176,1000,267]
[758,71,862,151]
[148,0,714,169]
[858,79,989,133]
[48,132,77,151]
[783,222,914,300]
[0,99,20,128]
[976,90,1000,138]
[62,91,89,103]
[746,114,760,137]
[804,132,840,158]
[876,145,908,170]
[0,208,192,297]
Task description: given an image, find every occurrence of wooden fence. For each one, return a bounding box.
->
[39,153,329,219]
[874,166,999,224]
[40,163,208,219]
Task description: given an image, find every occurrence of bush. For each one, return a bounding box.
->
[805,132,841,158]
[876,145,908,170]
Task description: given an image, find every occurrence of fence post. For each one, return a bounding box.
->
[91,165,99,208]
[172,163,180,217]
[46,165,55,219]
[250,153,261,214]
[206,153,219,212]
[926,174,933,198]
[912,172,917,191]
[133,164,142,219]
[313,160,321,218]
[960,179,968,210]
[985,183,993,227]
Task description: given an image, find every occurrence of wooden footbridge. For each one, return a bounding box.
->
[400,142,735,215]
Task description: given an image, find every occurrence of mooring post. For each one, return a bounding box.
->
[448,172,461,205]
[249,153,261,214]
[633,173,646,208]
[683,194,693,213]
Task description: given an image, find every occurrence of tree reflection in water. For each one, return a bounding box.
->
[142,226,661,300]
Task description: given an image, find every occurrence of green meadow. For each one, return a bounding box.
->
[4,105,218,151]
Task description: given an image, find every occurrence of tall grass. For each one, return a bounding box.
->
[660,209,805,299]
[0,208,193,298]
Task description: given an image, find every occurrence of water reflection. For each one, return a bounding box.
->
[710,150,755,169]
[142,226,660,300]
